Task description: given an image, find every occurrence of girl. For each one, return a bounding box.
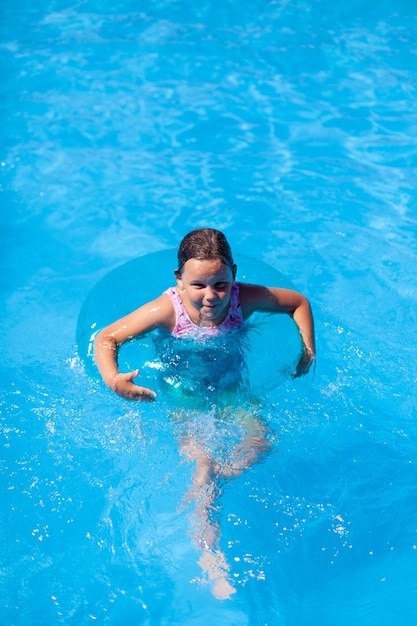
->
[94,228,315,599]
[94,228,315,399]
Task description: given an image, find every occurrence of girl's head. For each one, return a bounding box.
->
[176,228,236,278]
[175,229,237,325]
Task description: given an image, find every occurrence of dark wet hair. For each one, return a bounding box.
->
[177,228,236,277]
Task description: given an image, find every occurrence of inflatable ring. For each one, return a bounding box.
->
[76,249,302,395]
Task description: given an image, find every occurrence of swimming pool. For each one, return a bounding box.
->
[2,0,417,623]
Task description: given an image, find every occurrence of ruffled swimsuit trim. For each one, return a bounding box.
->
[164,282,244,338]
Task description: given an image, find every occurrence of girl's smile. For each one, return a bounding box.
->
[176,258,234,326]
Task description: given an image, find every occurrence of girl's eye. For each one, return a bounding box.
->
[190,281,228,289]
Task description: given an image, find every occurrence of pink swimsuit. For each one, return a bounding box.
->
[164,282,244,338]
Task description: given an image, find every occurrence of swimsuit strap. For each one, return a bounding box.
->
[164,283,243,338]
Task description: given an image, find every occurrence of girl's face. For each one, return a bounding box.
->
[176,258,234,325]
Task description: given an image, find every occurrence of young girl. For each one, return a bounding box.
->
[94,228,315,399]
[94,228,315,600]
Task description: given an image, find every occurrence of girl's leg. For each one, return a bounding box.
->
[177,408,276,600]
[179,434,236,599]
[215,409,277,479]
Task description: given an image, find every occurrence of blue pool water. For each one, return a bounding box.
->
[2,0,417,623]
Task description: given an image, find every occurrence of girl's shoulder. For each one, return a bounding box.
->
[237,282,291,318]
[236,281,268,300]
[134,290,176,333]
[237,282,267,318]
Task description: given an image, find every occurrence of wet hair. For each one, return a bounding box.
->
[177,228,236,277]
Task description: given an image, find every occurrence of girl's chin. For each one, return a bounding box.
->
[200,313,217,322]
[201,306,219,316]
[199,307,225,323]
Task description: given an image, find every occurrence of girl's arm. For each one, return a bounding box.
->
[94,293,175,400]
[239,283,316,376]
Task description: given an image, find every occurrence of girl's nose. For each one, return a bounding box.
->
[205,287,216,301]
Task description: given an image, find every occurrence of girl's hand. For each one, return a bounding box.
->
[111,369,157,401]
[294,349,316,378]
